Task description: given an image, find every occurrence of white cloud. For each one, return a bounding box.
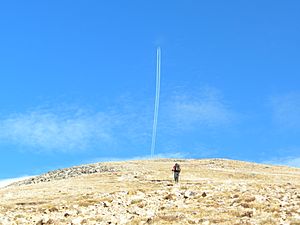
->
[263,156,300,168]
[163,87,235,130]
[270,92,300,129]
[0,176,35,188]
[87,152,190,163]
[0,87,236,153]
[0,108,120,152]
[144,152,189,159]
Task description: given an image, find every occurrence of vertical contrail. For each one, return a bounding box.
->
[151,47,161,158]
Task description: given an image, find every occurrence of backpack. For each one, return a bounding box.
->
[173,163,181,172]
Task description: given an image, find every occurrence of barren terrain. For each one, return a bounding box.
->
[1,158,300,224]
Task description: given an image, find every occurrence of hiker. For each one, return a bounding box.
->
[172,163,181,183]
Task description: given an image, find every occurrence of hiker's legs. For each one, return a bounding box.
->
[174,172,179,183]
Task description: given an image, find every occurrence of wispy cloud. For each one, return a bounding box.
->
[0,175,35,188]
[162,87,236,131]
[0,107,121,152]
[270,92,300,129]
[146,152,190,159]
[87,152,190,164]
[0,87,236,154]
[263,156,300,168]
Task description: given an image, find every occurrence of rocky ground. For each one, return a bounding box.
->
[1,158,300,225]
[10,164,119,187]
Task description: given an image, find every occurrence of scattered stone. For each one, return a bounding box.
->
[164,193,176,200]
[71,217,83,225]
[240,203,250,208]
[9,164,119,187]
[184,190,197,198]
[240,211,253,218]
[244,196,256,202]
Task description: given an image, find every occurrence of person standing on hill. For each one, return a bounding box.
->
[172,163,181,183]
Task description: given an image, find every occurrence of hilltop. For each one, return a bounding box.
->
[1,158,300,224]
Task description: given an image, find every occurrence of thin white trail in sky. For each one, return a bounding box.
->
[151,47,161,158]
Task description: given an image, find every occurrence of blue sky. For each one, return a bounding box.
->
[0,1,300,178]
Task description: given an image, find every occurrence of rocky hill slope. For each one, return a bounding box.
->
[1,158,300,225]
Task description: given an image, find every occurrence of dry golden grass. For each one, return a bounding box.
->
[0,158,300,224]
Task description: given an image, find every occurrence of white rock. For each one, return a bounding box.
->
[71,217,83,225]
[184,190,197,198]
[146,209,155,218]
[0,217,11,224]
